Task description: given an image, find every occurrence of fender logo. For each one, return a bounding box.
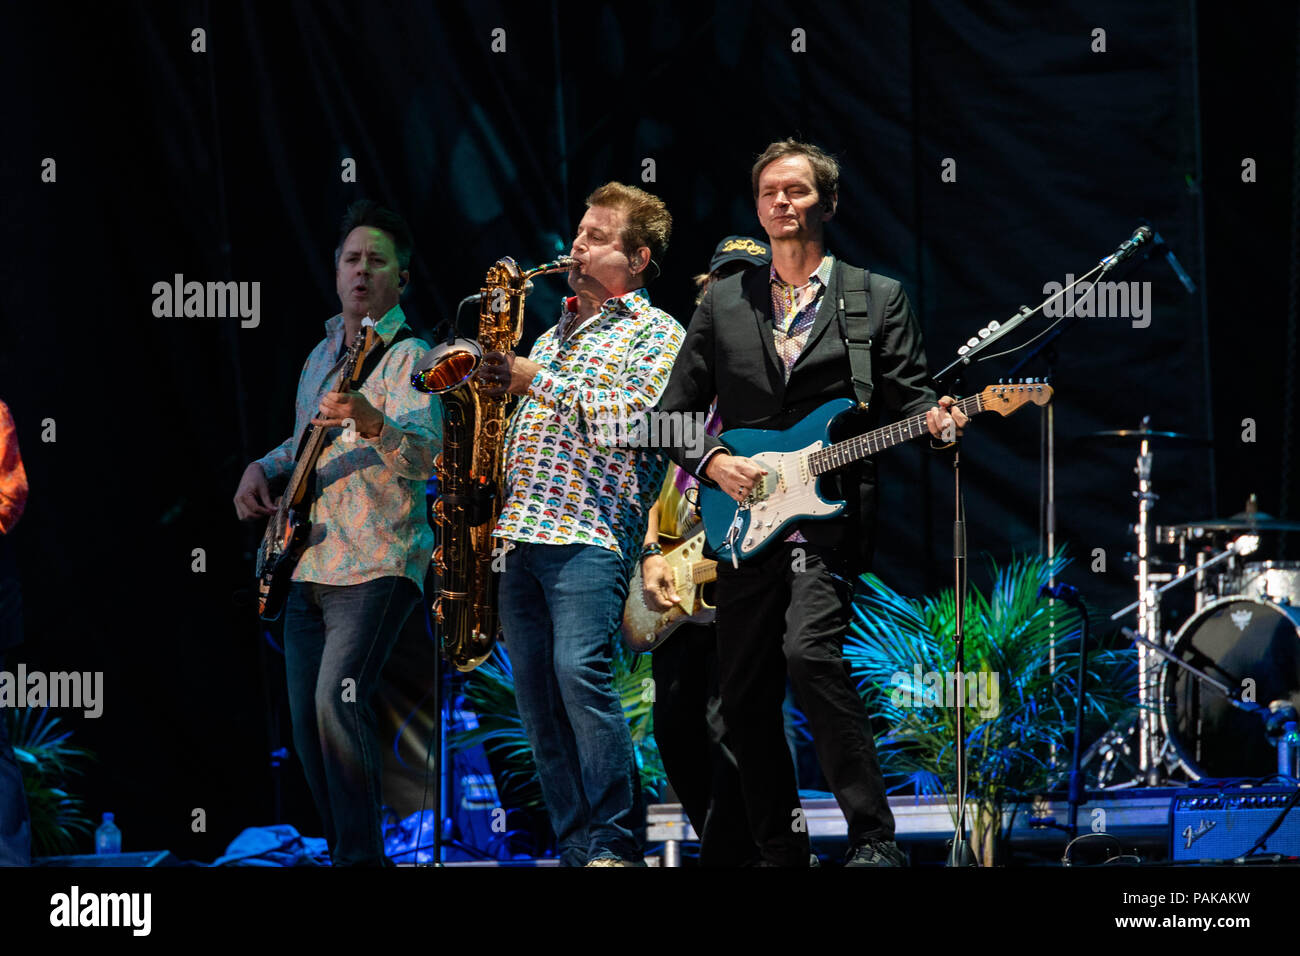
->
[1183,818,1216,849]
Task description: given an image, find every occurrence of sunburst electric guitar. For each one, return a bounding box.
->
[700,382,1052,565]
[622,522,717,652]
[255,318,380,620]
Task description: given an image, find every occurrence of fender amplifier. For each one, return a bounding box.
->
[1169,785,1300,861]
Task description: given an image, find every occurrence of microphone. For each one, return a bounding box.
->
[1099,226,1154,273]
[457,279,536,311]
[1039,581,1084,608]
[450,280,538,345]
[1146,227,1197,294]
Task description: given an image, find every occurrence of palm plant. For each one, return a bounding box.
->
[843,550,1130,865]
[452,639,666,817]
[5,707,94,856]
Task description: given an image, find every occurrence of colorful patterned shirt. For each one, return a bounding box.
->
[770,253,835,378]
[769,254,835,542]
[496,289,684,562]
[255,304,439,591]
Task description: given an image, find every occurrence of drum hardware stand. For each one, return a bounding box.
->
[1105,529,1259,787]
[1111,534,1260,620]
[1132,420,1162,784]
[1117,627,1279,770]
[1079,712,1141,789]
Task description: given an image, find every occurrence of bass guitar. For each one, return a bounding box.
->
[701,382,1052,565]
[255,318,380,620]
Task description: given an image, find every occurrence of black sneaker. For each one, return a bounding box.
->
[844,838,908,867]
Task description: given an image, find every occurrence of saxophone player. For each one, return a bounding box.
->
[232,201,438,866]
[476,183,683,866]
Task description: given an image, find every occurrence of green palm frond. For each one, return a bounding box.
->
[5,707,95,856]
[453,640,666,812]
[846,549,1130,842]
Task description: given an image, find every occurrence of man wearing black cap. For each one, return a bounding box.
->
[638,236,770,866]
[659,140,967,867]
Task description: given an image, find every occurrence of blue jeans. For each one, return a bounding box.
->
[498,542,644,865]
[284,576,419,866]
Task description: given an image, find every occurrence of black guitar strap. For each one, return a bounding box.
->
[836,266,882,409]
[356,326,414,389]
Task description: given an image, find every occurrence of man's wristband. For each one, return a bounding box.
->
[639,543,663,562]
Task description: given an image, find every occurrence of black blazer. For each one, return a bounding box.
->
[658,258,938,569]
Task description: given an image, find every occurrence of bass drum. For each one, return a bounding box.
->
[1160,597,1300,779]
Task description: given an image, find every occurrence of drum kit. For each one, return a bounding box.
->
[1076,419,1300,788]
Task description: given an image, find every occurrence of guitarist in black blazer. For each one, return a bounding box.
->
[658,140,967,866]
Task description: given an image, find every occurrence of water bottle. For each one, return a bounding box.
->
[94,812,121,854]
[1279,722,1300,780]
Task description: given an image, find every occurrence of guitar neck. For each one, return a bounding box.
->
[808,393,986,476]
[281,337,372,510]
[692,560,718,586]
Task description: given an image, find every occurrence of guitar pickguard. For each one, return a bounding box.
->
[737,443,842,557]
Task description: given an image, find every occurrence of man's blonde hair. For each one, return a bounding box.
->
[585,182,672,280]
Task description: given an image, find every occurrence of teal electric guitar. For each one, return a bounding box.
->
[700,382,1052,565]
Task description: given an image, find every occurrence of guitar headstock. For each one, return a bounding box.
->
[979,379,1053,416]
[342,316,381,387]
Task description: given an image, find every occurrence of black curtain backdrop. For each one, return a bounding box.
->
[1,1,1295,860]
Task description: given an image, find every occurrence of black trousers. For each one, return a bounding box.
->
[651,622,755,866]
[716,542,894,866]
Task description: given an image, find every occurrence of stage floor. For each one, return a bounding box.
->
[648,789,1177,866]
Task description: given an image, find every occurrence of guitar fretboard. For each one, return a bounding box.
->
[807,393,985,476]
[276,331,372,515]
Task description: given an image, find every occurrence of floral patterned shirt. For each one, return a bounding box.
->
[496,289,684,562]
[255,304,440,591]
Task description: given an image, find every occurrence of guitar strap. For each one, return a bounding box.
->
[293,326,416,462]
[836,265,882,409]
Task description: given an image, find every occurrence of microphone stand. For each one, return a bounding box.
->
[930,227,1153,865]
[947,441,977,866]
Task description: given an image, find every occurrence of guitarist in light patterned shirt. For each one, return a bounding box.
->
[232,201,439,866]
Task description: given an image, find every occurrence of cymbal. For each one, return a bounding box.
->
[1182,516,1300,532]
[1076,426,1213,447]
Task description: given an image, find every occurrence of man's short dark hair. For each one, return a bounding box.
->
[334,200,414,270]
[751,139,840,207]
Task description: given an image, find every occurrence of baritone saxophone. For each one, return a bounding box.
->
[410,256,576,672]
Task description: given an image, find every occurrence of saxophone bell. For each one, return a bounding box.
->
[410,338,482,394]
